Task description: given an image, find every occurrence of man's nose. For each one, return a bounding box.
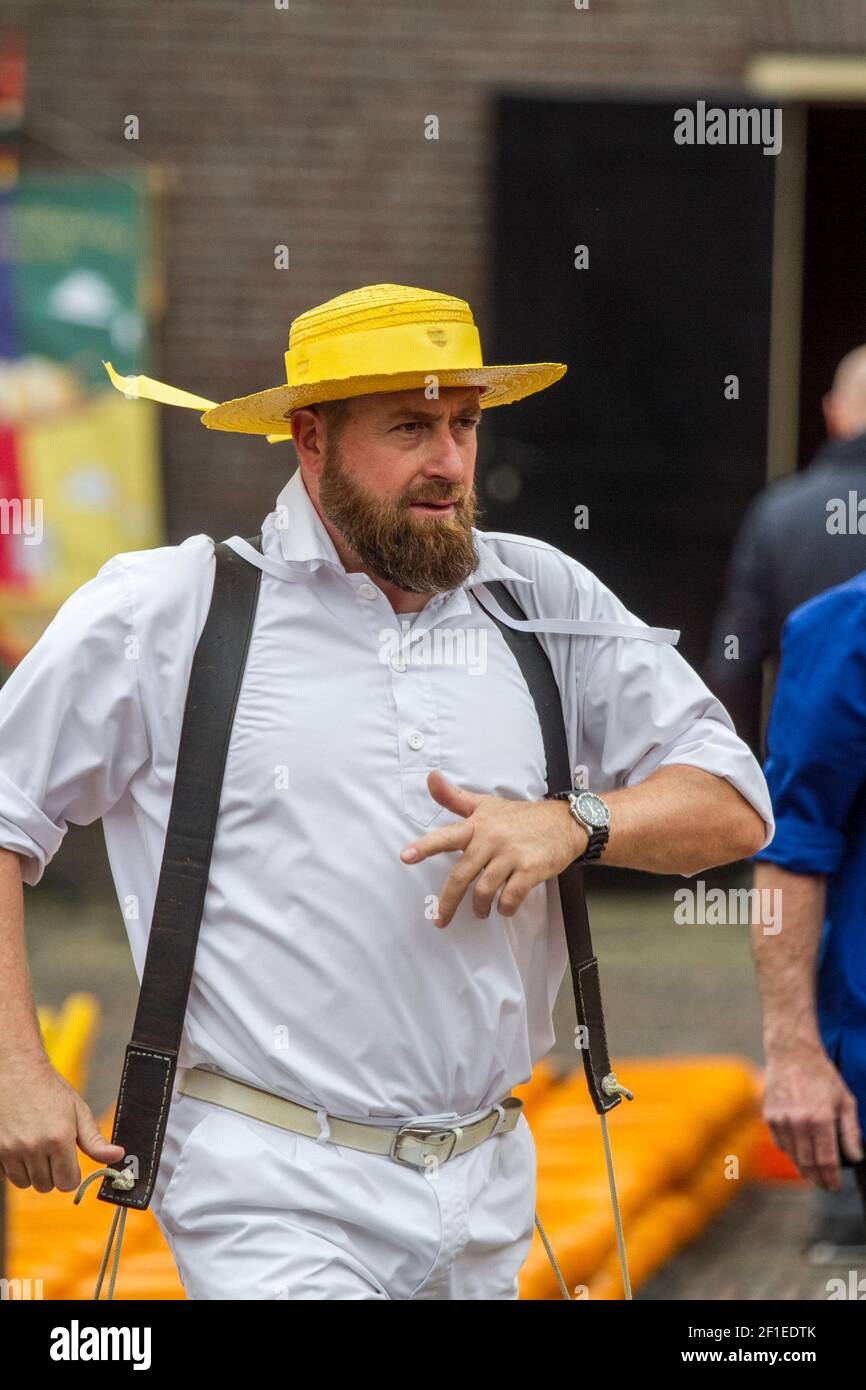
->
[424,425,470,478]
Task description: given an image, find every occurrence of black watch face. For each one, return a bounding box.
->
[577,792,609,828]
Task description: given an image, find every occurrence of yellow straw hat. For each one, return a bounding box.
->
[103,282,567,443]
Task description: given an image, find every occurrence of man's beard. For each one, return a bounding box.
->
[317,438,480,594]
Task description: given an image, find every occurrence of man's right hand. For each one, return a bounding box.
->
[0,1052,125,1193]
[763,1049,864,1191]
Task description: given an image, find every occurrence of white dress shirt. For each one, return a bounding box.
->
[0,468,774,1127]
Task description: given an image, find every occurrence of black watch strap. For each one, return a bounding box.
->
[545,790,609,863]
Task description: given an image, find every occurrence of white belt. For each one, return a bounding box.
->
[177,1066,523,1168]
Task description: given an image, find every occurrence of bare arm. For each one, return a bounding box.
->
[590,763,766,876]
[751,860,863,1189]
[752,861,825,1054]
[404,764,767,926]
[0,848,124,1192]
[0,557,155,1193]
[0,848,52,1065]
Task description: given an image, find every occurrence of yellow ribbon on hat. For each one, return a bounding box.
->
[101,361,292,443]
[284,320,483,382]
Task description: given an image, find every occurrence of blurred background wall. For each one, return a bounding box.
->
[2,2,863,527]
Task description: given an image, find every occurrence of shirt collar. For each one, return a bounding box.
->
[262,466,534,592]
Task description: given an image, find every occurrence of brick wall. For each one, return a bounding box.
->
[7,0,866,546]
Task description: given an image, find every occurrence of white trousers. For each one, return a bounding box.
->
[150,1086,538,1300]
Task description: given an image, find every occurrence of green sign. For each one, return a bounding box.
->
[7,172,154,389]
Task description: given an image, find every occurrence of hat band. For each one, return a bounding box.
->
[285,319,483,385]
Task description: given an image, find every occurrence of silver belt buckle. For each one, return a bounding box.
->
[390,1122,459,1167]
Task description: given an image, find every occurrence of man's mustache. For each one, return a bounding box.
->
[403,489,469,507]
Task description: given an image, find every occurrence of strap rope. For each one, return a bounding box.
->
[535,1210,573,1299]
[535,1113,633,1302]
[600,1112,633,1300]
[74,1165,135,1300]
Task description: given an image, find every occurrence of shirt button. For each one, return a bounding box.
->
[358,582,378,600]
[407,730,425,750]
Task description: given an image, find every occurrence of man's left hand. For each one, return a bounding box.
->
[400,770,587,927]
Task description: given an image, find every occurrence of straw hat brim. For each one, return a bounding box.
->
[200,362,567,436]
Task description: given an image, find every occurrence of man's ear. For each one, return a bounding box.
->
[290,407,326,472]
[822,391,839,440]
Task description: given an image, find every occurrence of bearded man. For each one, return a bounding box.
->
[0,283,773,1299]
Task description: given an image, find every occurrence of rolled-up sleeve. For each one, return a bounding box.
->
[577,574,776,856]
[752,582,866,876]
[0,556,150,886]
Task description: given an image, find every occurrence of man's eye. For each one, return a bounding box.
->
[394,418,477,433]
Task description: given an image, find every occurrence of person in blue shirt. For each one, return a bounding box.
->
[752,571,866,1225]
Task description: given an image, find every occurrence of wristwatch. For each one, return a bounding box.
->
[545,789,611,863]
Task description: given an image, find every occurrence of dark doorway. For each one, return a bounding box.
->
[487,93,777,666]
[798,105,866,467]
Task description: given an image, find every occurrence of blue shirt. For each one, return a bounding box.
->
[753,570,866,1134]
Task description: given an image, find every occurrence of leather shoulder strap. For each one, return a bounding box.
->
[474,580,620,1116]
[99,538,264,1208]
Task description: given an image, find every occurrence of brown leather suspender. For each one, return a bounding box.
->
[98,539,262,1209]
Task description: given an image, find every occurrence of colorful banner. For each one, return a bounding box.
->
[2,173,154,387]
[0,392,161,657]
[0,171,163,666]
[0,28,25,190]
